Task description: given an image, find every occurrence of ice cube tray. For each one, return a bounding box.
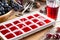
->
[0,11,55,40]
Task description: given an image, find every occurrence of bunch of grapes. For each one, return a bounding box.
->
[44,33,60,40]
[0,0,12,16]
[0,0,24,16]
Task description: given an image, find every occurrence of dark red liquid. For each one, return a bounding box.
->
[27,16,34,19]
[17,24,25,28]
[5,23,12,27]
[44,19,51,23]
[30,25,38,29]
[25,21,32,25]
[22,27,31,32]
[47,6,59,20]
[13,20,20,25]
[34,14,40,17]
[37,22,45,26]
[5,33,15,39]
[1,29,10,35]
[14,31,23,36]
[32,19,39,23]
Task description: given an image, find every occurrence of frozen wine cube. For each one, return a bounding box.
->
[5,23,12,27]
[34,14,39,17]
[25,21,32,25]
[14,31,23,36]
[27,16,34,19]
[22,27,31,32]
[37,22,44,26]
[9,26,18,31]
[5,33,15,39]
[30,25,38,29]
[32,19,39,23]
[0,25,5,30]
[17,24,25,28]
[44,19,51,23]
[20,18,27,21]
[1,29,10,35]
[13,20,20,25]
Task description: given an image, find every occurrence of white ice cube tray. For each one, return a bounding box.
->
[0,11,55,40]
